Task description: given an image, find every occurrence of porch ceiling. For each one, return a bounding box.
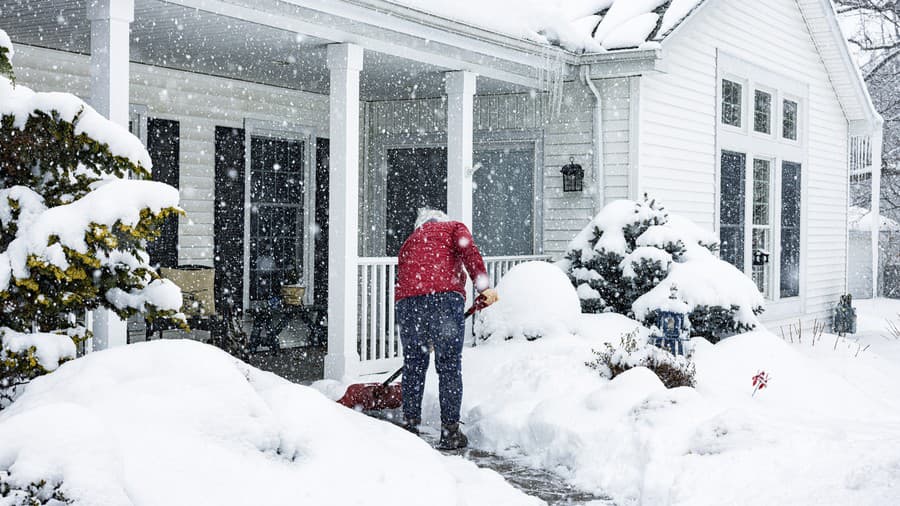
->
[0,0,532,100]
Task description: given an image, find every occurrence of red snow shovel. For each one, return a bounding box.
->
[337,297,486,411]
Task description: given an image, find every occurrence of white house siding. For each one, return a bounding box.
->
[10,44,330,267]
[364,78,631,257]
[637,0,850,325]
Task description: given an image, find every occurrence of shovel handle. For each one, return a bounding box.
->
[381,297,485,387]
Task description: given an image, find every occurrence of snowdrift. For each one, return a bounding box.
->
[417,314,900,505]
[0,340,540,506]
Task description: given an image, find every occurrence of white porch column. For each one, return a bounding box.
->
[870,123,884,298]
[324,43,363,381]
[88,0,133,350]
[88,0,133,126]
[446,71,477,227]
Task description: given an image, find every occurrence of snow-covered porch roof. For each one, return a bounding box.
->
[0,0,566,99]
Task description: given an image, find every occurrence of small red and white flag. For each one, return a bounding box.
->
[751,370,770,397]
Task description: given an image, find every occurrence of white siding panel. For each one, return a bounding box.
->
[638,0,849,324]
[12,45,330,267]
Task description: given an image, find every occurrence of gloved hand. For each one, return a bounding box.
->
[480,288,499,307]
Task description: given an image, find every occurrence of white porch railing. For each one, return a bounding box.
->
[356,254,552,375]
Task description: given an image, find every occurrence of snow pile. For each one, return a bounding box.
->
[0,328,75,371]
[0,340,541,506]
[0,29,12,62]
[399,312,900,505]
[394,0,705,51]
[849,205,900,231]
[474,261,580,341]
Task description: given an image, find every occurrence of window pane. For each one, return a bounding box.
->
[249,136,305,302]
[752,159,770,226]
[783,100,798,140]
[751,159,772,298]
[754,90,771,134]
[722,80,742,127]
[473,147,535,256]
[719,151,746,269]
[781,161,802,297]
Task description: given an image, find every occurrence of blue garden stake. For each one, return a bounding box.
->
[650,285,689,356]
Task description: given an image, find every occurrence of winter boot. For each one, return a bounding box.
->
[438,423,468,450]
[401,417,421,435]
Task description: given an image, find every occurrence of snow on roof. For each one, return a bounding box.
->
[849,206,900,232]
[392,0,705,51]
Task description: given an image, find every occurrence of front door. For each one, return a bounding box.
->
[473,146,535,256]
[385,147,447,255]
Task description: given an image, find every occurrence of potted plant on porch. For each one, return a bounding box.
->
[280,269,305,306]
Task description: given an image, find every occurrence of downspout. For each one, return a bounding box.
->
[581,65,605,213]
[871,121,884,298]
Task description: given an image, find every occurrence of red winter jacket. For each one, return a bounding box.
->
[395,220,489,302]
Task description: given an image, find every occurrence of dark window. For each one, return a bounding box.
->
[719,151,746,269]
[249,136,305,302]
[722,79,742,127]
[783,99,798,140]
[146,118,180,269]
[754,90,771,134]
[780,161,802,298]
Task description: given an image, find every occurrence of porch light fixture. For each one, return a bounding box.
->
[560,157,584,192]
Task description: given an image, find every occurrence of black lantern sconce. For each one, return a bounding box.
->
[752,249,770,266]
[560,157,584,192]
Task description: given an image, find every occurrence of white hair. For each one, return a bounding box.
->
[415,208,450,229]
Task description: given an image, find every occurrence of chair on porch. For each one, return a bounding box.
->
[145,264,224,341]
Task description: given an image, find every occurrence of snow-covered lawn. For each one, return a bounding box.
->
[0,341,540,506]
[339,303,900,505]
[4,300,900,505]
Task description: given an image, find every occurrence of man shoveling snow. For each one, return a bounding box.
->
[395,208,498,449]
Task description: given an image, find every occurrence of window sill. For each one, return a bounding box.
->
[761,296,803,322]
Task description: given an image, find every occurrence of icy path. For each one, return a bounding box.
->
[418,426,615,506]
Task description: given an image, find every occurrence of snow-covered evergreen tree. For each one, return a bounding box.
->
[560,195,764,341]
[0,31,183,406]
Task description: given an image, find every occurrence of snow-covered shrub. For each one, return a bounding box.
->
[0,30,183,406]
[474,261,580,341]
[0,471,71,505]
[0,329,77,407]
[585,326,696,389]
[560,195,764,341]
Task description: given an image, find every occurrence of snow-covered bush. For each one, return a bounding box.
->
[0,329,77,407]
[474,261,580,341]
[585,326,696,388]
[560,196,764,342]
[0,471,71,505]
[0,30,183,406]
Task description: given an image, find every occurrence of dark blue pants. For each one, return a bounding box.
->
[396,292,465,425]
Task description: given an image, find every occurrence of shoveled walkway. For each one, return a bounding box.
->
[241,346,614,504]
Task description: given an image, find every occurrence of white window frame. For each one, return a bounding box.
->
[715,52,809,319]
[780,95,801,144]
[752,86,775,138]
[719,75,748,133]
[129,104,148,146]
[242,118,318,309]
